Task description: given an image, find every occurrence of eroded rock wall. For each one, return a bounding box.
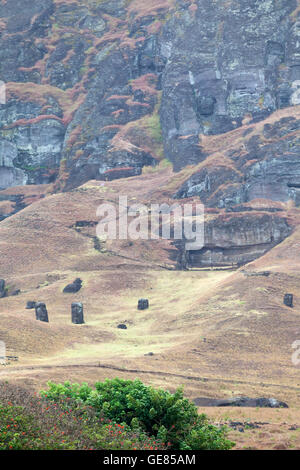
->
[0,0,299,268]
[0,0,299,188]
[189,213,291,267]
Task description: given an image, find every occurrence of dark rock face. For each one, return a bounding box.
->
[0,279,6,298]
[26,301,36,309]
[160,0,298,170]
[71,302,84,324]
[63,278,82,294]
[284,294,294,307]
[174,117,300,208]
[101,167,142,181]
[0,0,299,270]
[138,299,149,310]
[242,271,271,278]
[187,213,291,268]
[35,302,49,323]
[193,397,288,408]
[0,0,298,189]
[176,243,190,271]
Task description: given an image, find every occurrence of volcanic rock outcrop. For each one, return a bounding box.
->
[193,397,288,408]
[63,278,82,294]
[191,213,291,268]
[0,0,299,189]
[0,0,300,268]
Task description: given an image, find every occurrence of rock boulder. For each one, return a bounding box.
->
[63,278,82,294]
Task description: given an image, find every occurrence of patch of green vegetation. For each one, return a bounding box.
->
[23,165,47,172]
[255,287,268,293]
[41,378,235,450]
[142,158,171,174]
[258,95,265,109]
[145,112,163,144]
[0,398,162,450]
[80,66,89,76]
[38,281,49,288]
[85,46,95,55]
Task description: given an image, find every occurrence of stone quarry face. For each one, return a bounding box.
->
[0,0,299,268]
[189,213,292,268]
[160,0,298,170]
[0,0,298,188]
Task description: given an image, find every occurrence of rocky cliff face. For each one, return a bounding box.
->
[188,212,291,267]
[174,109,300,207]
[0,0,299,267]
[161,0,299,170]
[0,0,299,189]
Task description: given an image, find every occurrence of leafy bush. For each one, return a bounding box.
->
[0,382,166,450]
[0,402,75,450]
[41,378,235,450]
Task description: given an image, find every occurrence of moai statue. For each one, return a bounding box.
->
[138,299,149,310]
[35,302,49,322]
[284,294,294,308]
[71,302,84,324]
[0,279,6,298]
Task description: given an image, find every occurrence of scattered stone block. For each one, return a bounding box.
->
[63,278,82,293]
[35,302,49,322]
[284,294,293,307]
[138,299,149,310]
[71,302,84,324]
[11,289,20,296]
[26,301,36,309]
[193,397,288,408]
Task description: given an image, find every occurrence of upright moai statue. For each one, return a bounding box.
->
[71,302,84,324]
[138,299,149,310]
[35,302,49,322]
[284,294,293,308]
[0,279,6,298]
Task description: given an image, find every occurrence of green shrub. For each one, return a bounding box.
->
[0,382,166,450]
[41,378,235,450]
[0,402,77,450]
